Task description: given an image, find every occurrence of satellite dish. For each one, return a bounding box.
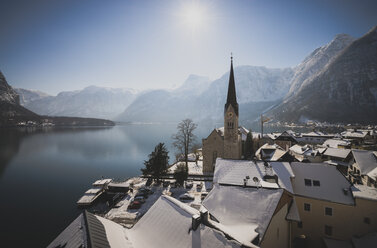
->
[253,177,259,183]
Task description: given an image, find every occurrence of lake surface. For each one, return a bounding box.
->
[0,124,213,247]
[0,122,298,247]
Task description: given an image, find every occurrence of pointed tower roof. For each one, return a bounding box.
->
[224,54,239,116]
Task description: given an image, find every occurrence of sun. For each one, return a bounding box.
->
[179,1,207,33]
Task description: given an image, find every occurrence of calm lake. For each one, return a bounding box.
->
[0,124,213,247]
[0,122,293,247]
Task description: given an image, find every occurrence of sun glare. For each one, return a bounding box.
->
[180,1,207,33]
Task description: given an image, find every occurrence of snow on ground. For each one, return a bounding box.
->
[167,160,203,175]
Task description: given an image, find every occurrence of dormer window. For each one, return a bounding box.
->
[304,179,312,186]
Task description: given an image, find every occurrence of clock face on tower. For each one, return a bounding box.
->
[228,112,233,118]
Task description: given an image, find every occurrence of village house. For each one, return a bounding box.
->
[348,149,377,187]
[255,143,295,162]
[203,158,298,248]
[264,130,298,151]
[290,162,377,248]
[321,147,353,175]
[289,144,323,163]
[295,131,334,145]
[341,129,376,146]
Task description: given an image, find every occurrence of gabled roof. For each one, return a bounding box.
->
[203,184,283,246]
[323,139,351,148]
[351,184,377,201]
[291,163,354,205]
[352,149,377,175]
[323,148,351,159]
[128,195,241,248]
[213,159,279,189]
[341,130,369,138]
[255,143,288,161]
[48,211,132,248]
[213,159,295,194]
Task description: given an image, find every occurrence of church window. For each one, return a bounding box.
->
[212,151,217,164]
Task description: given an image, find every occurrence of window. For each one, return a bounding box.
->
[325,207,333,216]
[297,222,303,228]
[313,180,320,186]
[304,179,312,186]
[325,225,333,236]
[304,203,311,211]
[364,217,371,224]
[212,151,217,164]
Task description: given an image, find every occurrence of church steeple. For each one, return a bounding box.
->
[224,54,238,116]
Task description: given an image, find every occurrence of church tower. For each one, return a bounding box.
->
[223,55,241,159]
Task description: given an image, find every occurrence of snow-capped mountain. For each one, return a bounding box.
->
[21,86,138,120]
[173,74,211,97]
[269,26,377,124]
[117,67,294,123]
[285,34,355,100]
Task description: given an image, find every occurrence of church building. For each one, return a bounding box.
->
[202,56,249,174]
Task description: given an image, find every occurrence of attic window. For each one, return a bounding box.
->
[304,203,311,212]
[304,179,312,186]
[325,207,333,216]
[313,180,320,186]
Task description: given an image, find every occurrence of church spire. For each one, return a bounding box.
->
[225,54,238,116]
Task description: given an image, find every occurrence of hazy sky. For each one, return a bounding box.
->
[0,0,376,95]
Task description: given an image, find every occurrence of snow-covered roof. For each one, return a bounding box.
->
[203,184,284,246]
[48,211,132,248]
[323,238,353,248]
[341,130,368,138]
[352,232,377,248]
[323,139,350,148]
[85,188,102,194]
[352,149,377,175]
[302,131,333,137]
[213,159,295,193]
[291,163,354,205]
[323,148,351,159]
[255,143,288,161]
[93,178,112,186]
[128,195,241,248]
[351,184,377,201]
[289,144,318,156]
[324,160,350,167]
[258,161,295,194]
[213,159,279,189]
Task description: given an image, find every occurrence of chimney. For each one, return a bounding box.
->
[192,214,201,231]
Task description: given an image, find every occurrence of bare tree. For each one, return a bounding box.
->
[172,119,197,168]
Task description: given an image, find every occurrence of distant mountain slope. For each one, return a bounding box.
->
[117,68,294,123]
[21,86,138,120]
[0,71,115,127]
[0,71,39,125]
[15,88,50,105]
[269,26,377,124]
[285,34,355,100]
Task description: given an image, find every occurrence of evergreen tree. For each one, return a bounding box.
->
[244,131,254,160]
[141,143,169,182]
[173,163,188,186]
